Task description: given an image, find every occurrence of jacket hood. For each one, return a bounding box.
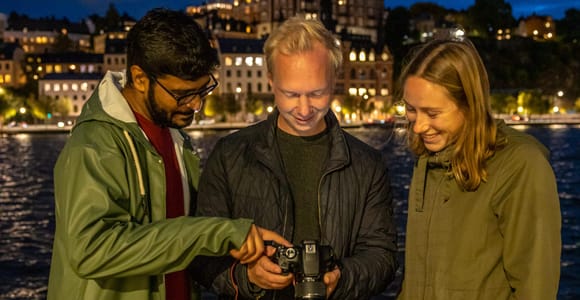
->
[73,71,138,133]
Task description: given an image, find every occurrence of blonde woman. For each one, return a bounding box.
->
[398,31,561,299]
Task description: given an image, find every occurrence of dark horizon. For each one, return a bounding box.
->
[0,0,576,23]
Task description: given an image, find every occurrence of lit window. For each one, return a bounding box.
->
[381,53,389,61]
[245,56,253,67]
[63,84,69,91]
[54,84,60,92]
[44,83,51,92]
[46,65,53,73]
[358,88,366,96]
[81,82,88,92]
[55,65,62,73]
[72,83,78,91]
[235,57,243,66]
[380,88,389,96]
[349,50,356,61]
[348,88,357,95]
[255,57,263,66]
[225,56,233,66]
[4,75,10,83]
[369,51,375,62]
[359,50,366,62]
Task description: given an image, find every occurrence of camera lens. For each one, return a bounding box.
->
[285,247,297,259]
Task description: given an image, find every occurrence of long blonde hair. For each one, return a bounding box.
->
[399,38,502,191]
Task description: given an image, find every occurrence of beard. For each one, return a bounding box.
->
[146,88,195,129]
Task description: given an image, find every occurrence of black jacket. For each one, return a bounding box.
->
[190,110,397,299]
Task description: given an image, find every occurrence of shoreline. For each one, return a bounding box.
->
[2,115,580,135]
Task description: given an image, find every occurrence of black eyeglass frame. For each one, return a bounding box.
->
[151,73,218,106]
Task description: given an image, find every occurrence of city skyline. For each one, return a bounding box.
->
[0,0,577,23]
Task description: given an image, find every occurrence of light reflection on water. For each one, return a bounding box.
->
[0,126,578,299]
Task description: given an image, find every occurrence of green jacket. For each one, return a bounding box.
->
[399,121,561,300]
[48,71,253,300]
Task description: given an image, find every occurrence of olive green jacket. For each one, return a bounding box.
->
[399,121,561,300]
[47,71,253,300]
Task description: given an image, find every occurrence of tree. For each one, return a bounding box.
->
[383,6,413,76]
[222,93,241,121]
[341,95,357,116]
[556,8,580,43]
[518,90,550,116]
[202,94,225,121]
[467,0,515,37]
[0,93,13,126]
[409,2,447,21]
[54,97,73,119]
[53,32,75,53]
[490,93,517,114]
[105,3,122,31]
[28,95,56,121]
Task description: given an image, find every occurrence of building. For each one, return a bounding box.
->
[515,15,556,40]
[3,17,92,53]
[38,73,101,119]
[25,52,103,81]
[102,39,127,73]
[338,33,393,122]
[0,42,26,87]
[188,0,385,42]
[215,37,270,121]
[216,37,269,95]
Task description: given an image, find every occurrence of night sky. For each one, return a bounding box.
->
[0,0,577,22]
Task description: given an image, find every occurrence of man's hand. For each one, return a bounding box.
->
[247,254,294,289]
[323,267,341,299]
[229,225,291,264]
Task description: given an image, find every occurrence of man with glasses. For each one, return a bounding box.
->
[48,8,289,300]
[190,17,397,299]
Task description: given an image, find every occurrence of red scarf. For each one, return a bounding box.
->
[134,111,189,300]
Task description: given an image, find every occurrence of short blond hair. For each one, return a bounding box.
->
[264,16,342,77]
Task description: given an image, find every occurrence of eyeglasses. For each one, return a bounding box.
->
[151,73,218,106]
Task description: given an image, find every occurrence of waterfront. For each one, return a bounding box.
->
[0,125,579,299]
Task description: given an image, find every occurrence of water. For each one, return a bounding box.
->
[1,125,579,299]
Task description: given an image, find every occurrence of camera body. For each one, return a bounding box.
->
[269,240,337,299]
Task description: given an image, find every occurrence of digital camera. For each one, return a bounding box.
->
[267,240,337,300]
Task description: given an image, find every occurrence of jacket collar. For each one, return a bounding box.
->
[255,109,350,175]
[413,147,453,212]
[73,71,188,149]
